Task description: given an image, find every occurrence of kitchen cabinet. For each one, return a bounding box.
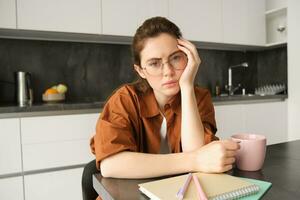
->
[265,0,287,45]
[17,0,101,34]
[222,0,266,45]
[0,112,99,200]
[0,0,17,29]
[0,118,22,175]
[244,101,287,145]
[21,113,98,171]
[169,0,223,43]
[102,0,168,36]
[214,104,246,140]
[0,177,24,200]
[215,101,287,145]
[24,168,83,200]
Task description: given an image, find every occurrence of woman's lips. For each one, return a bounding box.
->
[162,80,178,87]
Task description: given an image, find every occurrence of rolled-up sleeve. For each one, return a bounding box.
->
[90,91,138,170]
[196,88,219,144]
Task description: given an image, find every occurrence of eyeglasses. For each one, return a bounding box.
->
[142,51,187,76]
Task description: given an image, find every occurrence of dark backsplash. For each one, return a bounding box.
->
[0,38,287,104]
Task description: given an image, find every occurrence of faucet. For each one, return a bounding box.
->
[225,62,248,95]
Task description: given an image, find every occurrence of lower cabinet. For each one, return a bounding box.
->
[0,176,24,200]
[214,101,287,145]
[21,113,99,171]
[213,104,246,140]
[24,168,83,200]
[0,118,22,175]
[0,112,99,200]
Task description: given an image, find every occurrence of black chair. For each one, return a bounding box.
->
[82,159,99,200]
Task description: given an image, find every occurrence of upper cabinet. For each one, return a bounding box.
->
[102,0,168,36]
[223,0,266,45]
[265,0,287,45]
[169,0,223,43]
[0,0,268,47]
[0,0,17,29]
[17,0,101,34]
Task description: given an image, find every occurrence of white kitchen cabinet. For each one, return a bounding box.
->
[214,101,287,145]
[214,104,246,140]
[0,0,17,29]
[17,0,101,34]
[169,0,223,42]
[0,118,22,175]
[21,113,98,171]
[265,0,287,45]
[24,168,83,200]
[102,0,168,36]
[244,101,287,145]
[0,177,24,200]
[223,0,266,45]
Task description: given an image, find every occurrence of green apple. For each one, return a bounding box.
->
[56,84,68,94]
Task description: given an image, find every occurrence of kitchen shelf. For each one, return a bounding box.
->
[265,7,287,18]
[265,6,287,45]
[265,40,287,47]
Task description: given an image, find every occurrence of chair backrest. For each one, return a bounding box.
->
[82,159,99,200]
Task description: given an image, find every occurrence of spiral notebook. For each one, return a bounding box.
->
[139,173,272,200]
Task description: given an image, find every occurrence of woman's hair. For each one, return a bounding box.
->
[131,16,182,92]
[132,16,182,66]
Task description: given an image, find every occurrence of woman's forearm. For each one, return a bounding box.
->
[181,86,205,152]
[100,151,193,179]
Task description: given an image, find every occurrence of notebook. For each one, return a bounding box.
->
[138,173,272,200]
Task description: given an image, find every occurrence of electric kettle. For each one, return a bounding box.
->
[14,71,33,107]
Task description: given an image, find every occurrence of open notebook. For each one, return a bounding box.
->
[138,173,272,200]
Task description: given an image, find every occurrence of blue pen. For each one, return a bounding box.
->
[176,173,193,200]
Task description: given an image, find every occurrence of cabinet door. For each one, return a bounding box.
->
[17,0,101,34]
[21,113,98,171]
[223,0,265,45]
[244,101,287,145]
[214,104,246,140]
[223,0,248,44]
[0,0,16,29]
[137,0,168,26]
[0,176,24,200]
[102,0,168,36]
[24,168,83,200]
[0,118,22,175]
[169,0,223,42]
[246,0,266,45]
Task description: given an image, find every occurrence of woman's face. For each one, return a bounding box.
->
[135,33,186,103]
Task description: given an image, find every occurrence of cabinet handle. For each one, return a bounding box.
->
[277,25,286,32]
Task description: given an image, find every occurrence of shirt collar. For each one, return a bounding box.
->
[140,88,181,118]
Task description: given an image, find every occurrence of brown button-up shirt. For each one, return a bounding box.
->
[90,84,218,169]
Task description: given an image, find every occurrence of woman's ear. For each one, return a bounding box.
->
[134,64,146,79]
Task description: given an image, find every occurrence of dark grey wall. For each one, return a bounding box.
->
[0,38,287,104]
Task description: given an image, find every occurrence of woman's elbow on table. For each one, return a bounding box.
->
[100,158,114,178]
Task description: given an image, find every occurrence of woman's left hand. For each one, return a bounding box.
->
[177,38,201,90]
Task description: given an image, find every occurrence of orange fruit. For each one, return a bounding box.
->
[44,88,59,95]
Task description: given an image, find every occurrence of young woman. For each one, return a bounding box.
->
[90,17,239,179]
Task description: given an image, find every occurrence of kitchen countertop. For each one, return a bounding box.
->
[0,94,287,119]
[212,94,287,105]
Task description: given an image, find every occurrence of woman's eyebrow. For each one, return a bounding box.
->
[146,50,182,62]
[169,50,182,57]
[146,57,161,63]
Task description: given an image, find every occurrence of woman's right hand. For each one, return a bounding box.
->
[190,140,240,173]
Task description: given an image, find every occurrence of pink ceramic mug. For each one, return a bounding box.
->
[231,133,267,171]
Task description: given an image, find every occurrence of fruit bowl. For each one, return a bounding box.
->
[42,93,65,103]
